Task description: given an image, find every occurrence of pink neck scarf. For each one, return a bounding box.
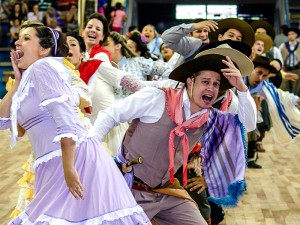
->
[219,90,233,112]
[164,87,210,186]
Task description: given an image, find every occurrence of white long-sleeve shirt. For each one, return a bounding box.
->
[93,87,257,142]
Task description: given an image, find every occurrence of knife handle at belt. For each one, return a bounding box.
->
[125,157,143,167]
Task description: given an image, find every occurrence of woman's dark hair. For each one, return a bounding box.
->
[106,31,136,58]
[66,32,86,53]
[20,23,69,57]
[85,13,109,45]
[115,2,122,10]
[128,25,137,32]
[12,2,22,13]
[128,31,151,59]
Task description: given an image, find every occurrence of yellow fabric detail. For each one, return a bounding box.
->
[63,58,76,71]
[6,77,15,91]
[26,172,35,184]
[10,208,21,218]
[25,188,34,200]
[78,108,85,120]
[17,177,28,187]
[22,161,30,171]
[281,71,286,79]
[17,171,35,187]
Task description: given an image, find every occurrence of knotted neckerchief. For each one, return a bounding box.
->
[89,44,112,60]
[284,42,299,69]
[80,44,113,84]
[163,87,210,186]
[79,59,102,84]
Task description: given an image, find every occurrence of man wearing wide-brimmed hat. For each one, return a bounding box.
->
[172,40,256,225]
[250,19,284,66]
[162,19,256,223]
[161,17,255,63]
[93,47,253,225]
[279,27,300,97]
[244,55,300,167]
[251,33,274,59]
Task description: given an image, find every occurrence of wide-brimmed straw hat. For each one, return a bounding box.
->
[254,33,273,53]
[209,18,255,47]
[252,55,278,75]
[250,20,275,40]
[169,43,254,91]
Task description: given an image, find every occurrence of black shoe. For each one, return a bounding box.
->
[248,161,262,169]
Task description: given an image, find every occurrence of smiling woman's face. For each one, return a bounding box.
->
[82,18,104,51]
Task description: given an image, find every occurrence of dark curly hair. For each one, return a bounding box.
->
[66,32,86,53]
[128,31,151,59]
[20,22,69,57]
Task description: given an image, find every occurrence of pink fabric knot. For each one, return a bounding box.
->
[140,34,148,43]
[174,127,185,136]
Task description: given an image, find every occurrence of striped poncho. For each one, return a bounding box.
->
[200,108,247,207]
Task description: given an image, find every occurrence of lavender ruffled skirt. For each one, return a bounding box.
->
[8,137,150,224]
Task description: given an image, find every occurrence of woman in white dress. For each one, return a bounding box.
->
[67,33,144,155]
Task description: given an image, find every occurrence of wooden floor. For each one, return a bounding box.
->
[0,129,300,225]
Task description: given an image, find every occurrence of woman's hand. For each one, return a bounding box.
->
[221,56,248,92]
[10,50,23,82]
[61,137,84,200]
[64,165,84,200]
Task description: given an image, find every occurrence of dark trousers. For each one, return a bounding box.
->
[247,99,271,161]
[175,168,211,220]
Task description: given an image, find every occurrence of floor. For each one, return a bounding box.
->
[0,129,300,225]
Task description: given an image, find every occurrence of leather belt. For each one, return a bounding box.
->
[132,176,161,191]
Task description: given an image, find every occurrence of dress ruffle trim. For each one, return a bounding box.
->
[18,172,35,187]
[40,94,70,107]
[33,149,62,169]
[34,134,94,169]
[10,70,34,148]
[15,205,145,225]
[0,117,11,120]
[52,133,79,143]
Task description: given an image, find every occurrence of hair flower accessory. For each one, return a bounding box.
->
[140,34,147,43]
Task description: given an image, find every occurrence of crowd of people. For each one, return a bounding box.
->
[0,1,300,225]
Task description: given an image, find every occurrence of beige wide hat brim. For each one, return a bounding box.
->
[209,18,255,47]
[254,33,273,53]
[169,45,254,91]
[196,46,254,77]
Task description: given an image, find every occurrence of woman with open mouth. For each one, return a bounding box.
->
[1,22,151,225]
